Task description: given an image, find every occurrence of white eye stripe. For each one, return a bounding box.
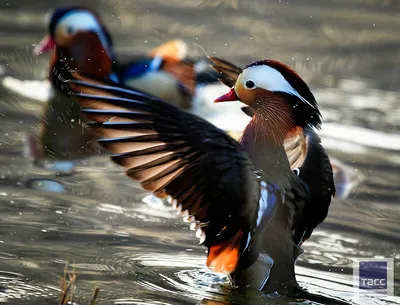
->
[57,11,102,33]
[241,65,315,109]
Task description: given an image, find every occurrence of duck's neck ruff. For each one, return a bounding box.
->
[53,32,113,79]
[239,96,301,151]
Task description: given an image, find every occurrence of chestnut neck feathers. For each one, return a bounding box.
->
[241,90,299,145]
[51,32,112,80]
[239,114,293,172]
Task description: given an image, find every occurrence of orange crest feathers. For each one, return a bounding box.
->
[148,39,187,62]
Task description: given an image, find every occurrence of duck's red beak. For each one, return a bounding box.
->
[34,35,56,55]
[214,88,238,103]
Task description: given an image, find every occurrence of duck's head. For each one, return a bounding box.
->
[214,60,321,143]
[34,6,113,59]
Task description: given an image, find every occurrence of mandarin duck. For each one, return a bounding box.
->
[26,31,112,162]
[29,6,217,164]
[50,55,335,294]
[34,6,216,107]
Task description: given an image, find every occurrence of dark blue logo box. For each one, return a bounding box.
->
[359,261,387,290]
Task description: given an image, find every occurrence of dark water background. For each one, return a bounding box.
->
[0,0,399,304]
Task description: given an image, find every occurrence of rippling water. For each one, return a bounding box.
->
[0,0,399,304]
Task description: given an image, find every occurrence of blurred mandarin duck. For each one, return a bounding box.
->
[35,6,197,107]
[26,31,112,162]
[50,55,335,294]
[28,6,216,164]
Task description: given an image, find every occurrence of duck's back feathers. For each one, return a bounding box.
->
[117,57,164,80]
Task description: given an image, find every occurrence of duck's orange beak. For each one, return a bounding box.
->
[34,35,56,55]
[214,88,238,103]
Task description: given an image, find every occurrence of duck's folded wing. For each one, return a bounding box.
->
[285,128,335,245]
[209,57,242,87]
[283,131,308,170]
[51,62,260,273]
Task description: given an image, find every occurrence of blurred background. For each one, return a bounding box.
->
[0,0,399,304]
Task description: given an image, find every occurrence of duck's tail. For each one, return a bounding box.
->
[206,230,244,274]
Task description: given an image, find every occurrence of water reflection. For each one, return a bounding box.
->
[26,178,66,193]
[0,270,57,303]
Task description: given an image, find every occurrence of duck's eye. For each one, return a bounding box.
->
[245,80,255,89]
[66,26,74,34]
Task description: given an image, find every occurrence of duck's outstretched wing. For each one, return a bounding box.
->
[51,61,261,273]
[284,128,335,245]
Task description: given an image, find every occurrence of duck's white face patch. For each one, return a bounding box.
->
[55,11,111,56]
[240,65,315,108]
[56,11,102,36]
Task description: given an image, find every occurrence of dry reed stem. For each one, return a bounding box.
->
[58,262,100,305]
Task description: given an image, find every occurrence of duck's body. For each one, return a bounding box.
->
[114,55,195,109]
[50,54,335,294]
[28,31,113,161]
[230,128,305,292]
